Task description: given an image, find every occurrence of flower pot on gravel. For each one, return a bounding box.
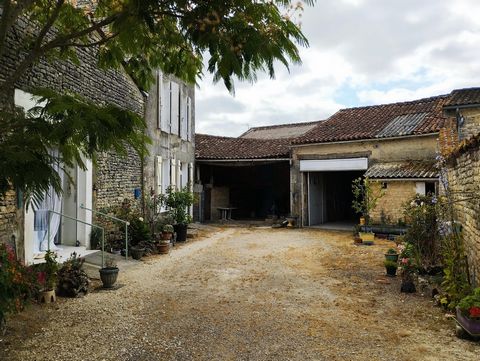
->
[384,260,398,277]
[174,224,188,242]
[359,232,375,243]
[130,246,145,260]
[158,241,170,254]
[99,267,119,288]
[385,249,399,262]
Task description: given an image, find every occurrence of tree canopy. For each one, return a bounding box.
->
[0,0,311,92]
[0,0,311,203]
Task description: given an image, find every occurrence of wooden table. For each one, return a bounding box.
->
[217,207,237,220]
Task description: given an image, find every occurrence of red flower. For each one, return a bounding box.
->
[469,306,480,318]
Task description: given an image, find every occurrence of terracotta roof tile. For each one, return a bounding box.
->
[293,95,449,145]
[444,87,480,108]
[365,161,438,179]
[195,134,290,160]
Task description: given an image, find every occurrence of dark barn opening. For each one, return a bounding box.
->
[308,170,363,225]
[198,161,290,221]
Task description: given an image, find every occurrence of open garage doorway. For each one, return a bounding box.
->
[300,157,368,228]
[307,171,364,226]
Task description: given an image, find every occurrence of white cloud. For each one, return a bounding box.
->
[196,0,480,136]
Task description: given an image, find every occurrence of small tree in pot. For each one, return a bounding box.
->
[161,186,194,242]
[38,250,59,303]
[157,224,173,254]
[352,177,384,243]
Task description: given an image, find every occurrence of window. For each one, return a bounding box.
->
[160,77,171,132]
[415,182,426,195]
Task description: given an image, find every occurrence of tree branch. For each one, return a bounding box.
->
[62,32,119,48]
[41,12,123,52]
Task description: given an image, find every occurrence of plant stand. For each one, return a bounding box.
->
[39,290,56,303]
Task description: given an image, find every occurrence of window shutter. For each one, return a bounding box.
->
[161,79,170,132]
[155,156,163,195]
[188,163,194,191]
[177,161,182,189]
[186,97,192,141]
[170,158,176,189]
[171,82,179,135]
[157,71,162,129]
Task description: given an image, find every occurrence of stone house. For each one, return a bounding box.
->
[441,87,480,284]
[291,95,447,227]
[195,96,448,227]
[0,21,195,263]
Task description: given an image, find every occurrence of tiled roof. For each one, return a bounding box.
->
[195,134,290,160]
[444,87,480,108]
[365,161,438,179]
[293,95,449,145]
[240,121,321,140]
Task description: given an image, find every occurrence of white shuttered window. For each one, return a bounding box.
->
[161,79,171,132]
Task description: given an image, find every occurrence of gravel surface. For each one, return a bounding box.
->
[1,227,479,361]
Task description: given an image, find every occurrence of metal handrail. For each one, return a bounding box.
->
[47,210,106,268]
[80,204,129,260]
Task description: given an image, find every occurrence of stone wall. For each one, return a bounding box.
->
[0,18,144,248]
[458,108,480,140]
[0,190,17,245]
[290,134,438,225]
[446,133,480,284]
[370,181,417,224]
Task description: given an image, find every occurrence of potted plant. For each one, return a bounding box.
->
[157,224,173,254]
[161,186,194,242]
[128,216,150,260]
[38,250,59,303]
[99,257,119,288]
[384,260,398,277]
[385,248,399,262]
[456,288,480,338]
[57,252,89,297]
[352,177,384,243]
[398,243,417,293]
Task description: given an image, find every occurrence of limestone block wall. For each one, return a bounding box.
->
[0,18,144,247]
[290,134,438,225]
[459,108,480,141]
[370,181,417,224]
[446,139,480,284]
[0,190,17,245]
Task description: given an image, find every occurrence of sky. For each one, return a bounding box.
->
[195,0,480,137]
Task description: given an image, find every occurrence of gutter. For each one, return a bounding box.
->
[369,177,438,182]
[196,158,290,162]
[290,132,439,148]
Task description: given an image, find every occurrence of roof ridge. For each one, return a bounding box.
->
[337,94,450,112]
[241,120,322,134]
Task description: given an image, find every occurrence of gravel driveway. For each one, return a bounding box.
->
[1,227,478,361]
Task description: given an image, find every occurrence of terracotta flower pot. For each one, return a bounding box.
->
[158,242,170,254]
